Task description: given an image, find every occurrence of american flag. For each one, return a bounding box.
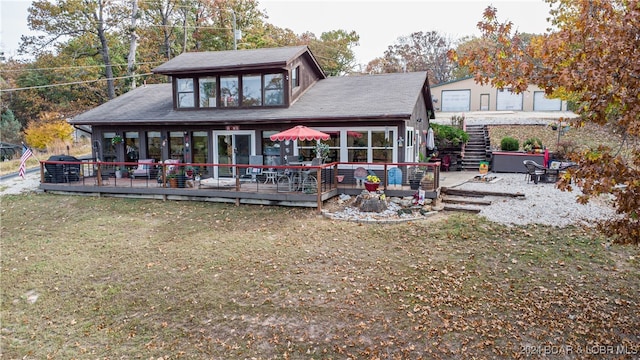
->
[19,144,34,179]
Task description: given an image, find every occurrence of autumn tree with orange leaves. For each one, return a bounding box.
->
[451,0,639,244]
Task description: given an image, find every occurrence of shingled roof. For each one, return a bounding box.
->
[69,71,430,126]
[152,46,324,78]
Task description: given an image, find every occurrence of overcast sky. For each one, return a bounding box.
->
[1,0,552,65]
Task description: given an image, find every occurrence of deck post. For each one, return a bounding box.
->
[316,166,322,213]
[235,166,241,206]
[96,162,103,186]
[383,163,388,191]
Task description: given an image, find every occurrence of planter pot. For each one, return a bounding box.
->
[115,170,122,178]
[492,151,545,173]
[364,181,379,192]
[421,180,434,191]
[409,179,421,190]
[169,178,178,188]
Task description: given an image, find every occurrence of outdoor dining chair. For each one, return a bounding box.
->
[523,160,547,184]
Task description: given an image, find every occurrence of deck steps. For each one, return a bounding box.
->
[462,125,491,171]
[442,195,492,206]
[440,186,525,214]
[442,204,483,213]
[441,187,525,198]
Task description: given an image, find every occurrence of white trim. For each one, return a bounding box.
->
[212,130,256,178]
[312,127,398,169]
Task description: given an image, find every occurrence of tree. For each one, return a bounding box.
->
[24,112,74,149]
[1,109,23,144]
[298,30,360,76]
[365,31,455,84]
[450,0,640,244]
[22,0,127,99]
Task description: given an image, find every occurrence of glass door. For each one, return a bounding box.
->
[214,131,254,178]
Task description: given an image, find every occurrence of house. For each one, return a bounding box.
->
[431,77,568,113]
[69,46,436,180]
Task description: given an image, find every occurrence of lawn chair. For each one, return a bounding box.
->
[441,154,451,171]
[523,160,547,184]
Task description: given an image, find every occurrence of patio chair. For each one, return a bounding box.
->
[523,160,547,184]
[130,159,156,179]
[240,166,262,182]
[441,154,451,171]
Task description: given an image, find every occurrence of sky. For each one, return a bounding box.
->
[1,0,553,65]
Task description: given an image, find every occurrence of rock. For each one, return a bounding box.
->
[337,193,351,204]
[399,199,414,207]
[359,198,388,213]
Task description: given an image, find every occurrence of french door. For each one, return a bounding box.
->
[214,131,255,178]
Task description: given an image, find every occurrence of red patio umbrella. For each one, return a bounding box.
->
[270,125,330,141]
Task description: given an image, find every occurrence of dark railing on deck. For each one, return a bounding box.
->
[38,159,441,211]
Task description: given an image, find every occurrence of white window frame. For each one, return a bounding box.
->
[310,127,398,169]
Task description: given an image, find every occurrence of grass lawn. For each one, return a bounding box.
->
[1,194,639,358]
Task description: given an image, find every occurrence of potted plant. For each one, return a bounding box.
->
[523,137,543,153]
[364,174,380,192]
[420,172,435,190]
[167,173,178,188]
[314,142,330,163]
[111,134,123,145]
[408,167,423,190]
[115,166,123,178]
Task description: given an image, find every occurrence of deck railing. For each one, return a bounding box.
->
[38,159,441,211]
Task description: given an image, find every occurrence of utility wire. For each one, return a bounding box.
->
[1,72,156,92]
[0,61,164,73]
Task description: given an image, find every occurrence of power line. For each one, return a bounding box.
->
[0,72,156,92]
[0,61,164,73]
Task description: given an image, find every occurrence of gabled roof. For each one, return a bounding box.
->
[152,45,324,78]
[69,72,430,126]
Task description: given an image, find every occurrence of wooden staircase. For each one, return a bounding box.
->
[461,125,490,171]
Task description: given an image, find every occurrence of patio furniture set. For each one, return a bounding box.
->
[523,160,577,184]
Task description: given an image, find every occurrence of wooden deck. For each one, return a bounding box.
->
[38,161,441,211]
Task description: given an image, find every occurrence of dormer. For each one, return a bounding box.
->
[151,46,326,110]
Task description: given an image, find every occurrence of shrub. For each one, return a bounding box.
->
[431,123,469,148]
[500,137,520,151]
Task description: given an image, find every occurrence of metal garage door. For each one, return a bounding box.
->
[441,90,470,112]
[533,91,562,111]
[496,89,523,110]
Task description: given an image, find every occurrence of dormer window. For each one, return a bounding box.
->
[177,78,195,108]
[264,74,284,105]
[292,66,299,88]
[242,74,262,106]
[174,73,285,109]
[220,76,239,107]
[199,77,217,107]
